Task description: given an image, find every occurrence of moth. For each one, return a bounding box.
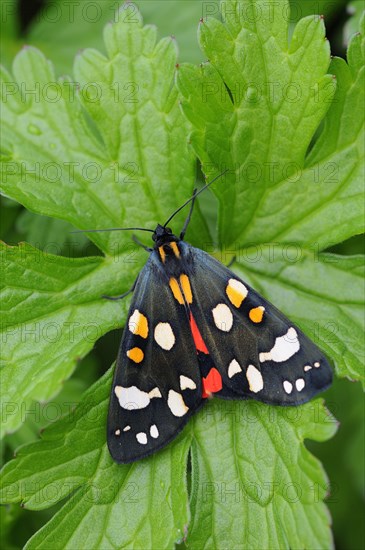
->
[88,177,332,463]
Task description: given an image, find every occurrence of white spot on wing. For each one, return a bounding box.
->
[149,387,162,399]
[136,432,148,445]
[314,361,320,368]
[304,365,312,372]
[212,303,233,332]
[229,279,248,294]
[228,359,242,378]
[129,310,138,332]
[283,380,293,394]
[246,364,264,393]
[167,390,189,417]
[150,424,159,438]
[128,309,147,335]
[123,425,131,432]
[180,375,196,390]
[154,322,175,350]
[296,378,305,392]
[115,385,161,410]
[259,327,300,363]
[115,429,121,436]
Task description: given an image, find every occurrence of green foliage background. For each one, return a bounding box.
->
[0,1,364,549]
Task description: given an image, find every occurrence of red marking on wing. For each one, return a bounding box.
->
[189,312,209,354]
[202,368,223,398]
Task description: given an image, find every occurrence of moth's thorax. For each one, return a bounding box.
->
[152,224,181,264]
[157,241,181,264]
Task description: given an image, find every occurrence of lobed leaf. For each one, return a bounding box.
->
[0,241,137,437]
[0,4,207,256]
[0,369,336,550]
[187,398,337,549]
[177,0,364,250]
[0,369,191,549]
[1,2,363,548]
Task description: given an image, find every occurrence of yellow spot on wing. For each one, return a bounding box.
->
[226,279,248,308]
[169,277,184,304]
[249,306,265,323]
[180,274,193,303]
[158,246,166,263]
[127,347,144,363]
[170,242,180,258]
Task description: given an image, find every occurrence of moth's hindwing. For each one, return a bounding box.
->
[187,245,333,405]
[107,256,202,464]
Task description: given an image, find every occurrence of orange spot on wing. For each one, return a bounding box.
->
[158,246,166,263]
[137,315,149,339]
[189,313,209,354]
[202,368,222,398]
[226,279,248,308]
[227,288,241,307]
[170,241,180,258]
[249,306,265,323]
[127,347,144,364]
[180,274,193,304]
[226,286,245,307]
[169,277,184,304]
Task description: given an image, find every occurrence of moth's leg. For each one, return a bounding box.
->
[180,188,198,240]
[132,234,153,252]
[102,274,139,301]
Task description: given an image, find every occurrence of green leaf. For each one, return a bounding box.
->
[0,0,348,76]
[0,370,336,550]
[0,4,212,437]
[188,399,336,549]
[24,0,120,76]
[177,2,335,246]
[177,1,364,250]
[0,502,22,550]
[0,241,135,437]
[0,4,209,256]
[138,1,204,63]
[1,2,363,548]
[0,0,19,70]
[3,370,93,458]
[308,378,365,550]
[16,210,89,252]
[288,0,347,21]
[0,196,21,239]
[344,1,365,46]
[26,0,205,74]
[0,369,191,549]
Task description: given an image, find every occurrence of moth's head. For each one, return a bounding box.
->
[152,224,178,246]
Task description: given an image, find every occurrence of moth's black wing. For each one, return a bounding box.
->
[185,244,332,405]
[107,254,202,464]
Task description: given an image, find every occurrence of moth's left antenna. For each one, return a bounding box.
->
[70,227,154,234]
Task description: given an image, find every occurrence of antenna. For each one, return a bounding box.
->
[70,227,154,234]
[163,169,229,228]
[70,169,229,235]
